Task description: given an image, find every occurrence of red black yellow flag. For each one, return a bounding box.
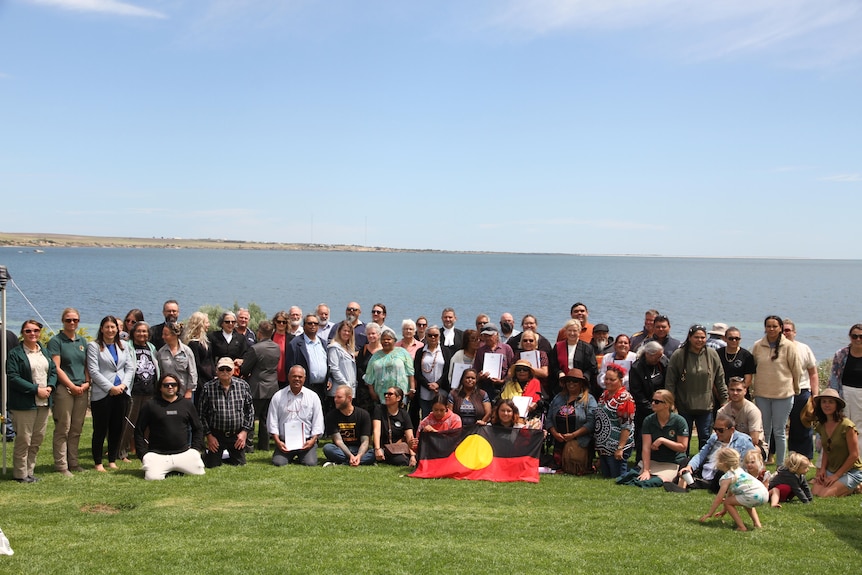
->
[409,425,543,483]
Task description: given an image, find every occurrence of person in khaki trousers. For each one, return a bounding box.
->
[7,319,57,483]
[48,308,91,476]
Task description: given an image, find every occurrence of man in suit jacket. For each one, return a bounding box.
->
[150,299,179,350]
[240,321,281,452]
[440,307,463,355]
[287,314,329,404]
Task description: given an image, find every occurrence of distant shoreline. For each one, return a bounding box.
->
[1,231,565,256]
[0,232,848,260]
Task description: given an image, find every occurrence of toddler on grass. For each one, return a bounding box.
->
[699,447,768,531]
[768,452,813,507]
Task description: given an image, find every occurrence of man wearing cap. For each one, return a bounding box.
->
[706,323,728,350]
[499,312,520,344]
[268,365,324,466]
[198,357,255,467]
[134,374,205,480]
[589,324,613,361]
[473,323,515,403]
[556,302,594,344]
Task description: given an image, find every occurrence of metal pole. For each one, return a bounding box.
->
[1,265,9,475]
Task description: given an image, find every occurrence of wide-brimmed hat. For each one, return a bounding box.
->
[813,388,846,411]
[560,368,588,384]
[508,359,535,378]
[708,323,728,337]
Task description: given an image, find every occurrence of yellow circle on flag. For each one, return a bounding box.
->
[454,434,494,470]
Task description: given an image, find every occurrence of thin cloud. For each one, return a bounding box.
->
[488,0,862,65]
[820,173,862,182]
[26,0,167,19]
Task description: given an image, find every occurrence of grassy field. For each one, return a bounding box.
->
[1,420,860,575]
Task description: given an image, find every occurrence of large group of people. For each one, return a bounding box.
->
[3,299,861,501]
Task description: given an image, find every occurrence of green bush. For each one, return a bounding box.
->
[196,302,268,331]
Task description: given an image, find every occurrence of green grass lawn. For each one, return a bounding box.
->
[1,419,860,575]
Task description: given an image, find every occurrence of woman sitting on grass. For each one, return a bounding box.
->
[699,447,768,531]
[810,389,862,497]
[637,388,689,482]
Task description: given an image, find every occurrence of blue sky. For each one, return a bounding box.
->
[1,0,860,258]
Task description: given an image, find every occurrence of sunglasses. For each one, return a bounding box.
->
[23,328,41,334]
[651,399,665,404]
[222,320,236,324]
[417,323,427,327]
[305,321,319,326]
[851,334,862,340]
[712,427,729,433]
[275,320,288,325]
[426,333,440,338]
[346,307,360,312]
[64,318,80,323]
[726,336,740,341]
[372,310,384,315]
[383,392,396,397]
[217,366,233,372]
[162,382,178,388]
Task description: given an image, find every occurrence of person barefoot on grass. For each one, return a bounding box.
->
[768,452,813,507]
[699,447,768,532]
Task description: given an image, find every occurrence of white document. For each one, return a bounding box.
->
[282,420,305,452]
[519,350,540,369]
[512,395,531,418]
[450,362,472,390]
[482,353,504,380]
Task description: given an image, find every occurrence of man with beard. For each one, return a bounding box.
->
[322,385,374,466]
[287,306,304,336]
[316,303,335,341]
[150,299,179,350]
[328,301,367,349]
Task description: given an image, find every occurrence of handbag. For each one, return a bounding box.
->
[382,414,412,458]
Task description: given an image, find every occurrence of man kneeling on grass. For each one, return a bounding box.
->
[322,385,374,466]
[134,373,205,480]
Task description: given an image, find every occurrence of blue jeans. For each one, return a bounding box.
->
[322,443,375,465]
[680,411,713,456]
[756,396,794,465]
[599,448,631,479]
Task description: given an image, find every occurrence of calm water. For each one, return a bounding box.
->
[0,247,859,361]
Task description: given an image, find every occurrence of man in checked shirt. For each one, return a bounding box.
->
[198,357,255,468]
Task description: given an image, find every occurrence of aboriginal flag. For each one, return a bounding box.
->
[409,426,543,483]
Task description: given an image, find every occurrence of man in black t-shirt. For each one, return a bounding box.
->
[322,385,374,466]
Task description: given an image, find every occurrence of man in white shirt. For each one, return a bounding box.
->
[268,366,323,466]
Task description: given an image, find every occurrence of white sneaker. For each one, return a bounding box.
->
[322,462,336,468]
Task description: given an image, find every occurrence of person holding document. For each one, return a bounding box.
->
[198,357,255,468]
[473,323,515,403]
[268,365,324,467]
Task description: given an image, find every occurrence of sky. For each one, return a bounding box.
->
[1,0,860,258]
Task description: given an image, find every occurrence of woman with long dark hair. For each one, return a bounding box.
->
[87,315,135,471]
[750,315,800,466]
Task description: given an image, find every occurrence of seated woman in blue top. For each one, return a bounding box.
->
[637,388,690,482]
[547,368,597,474]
